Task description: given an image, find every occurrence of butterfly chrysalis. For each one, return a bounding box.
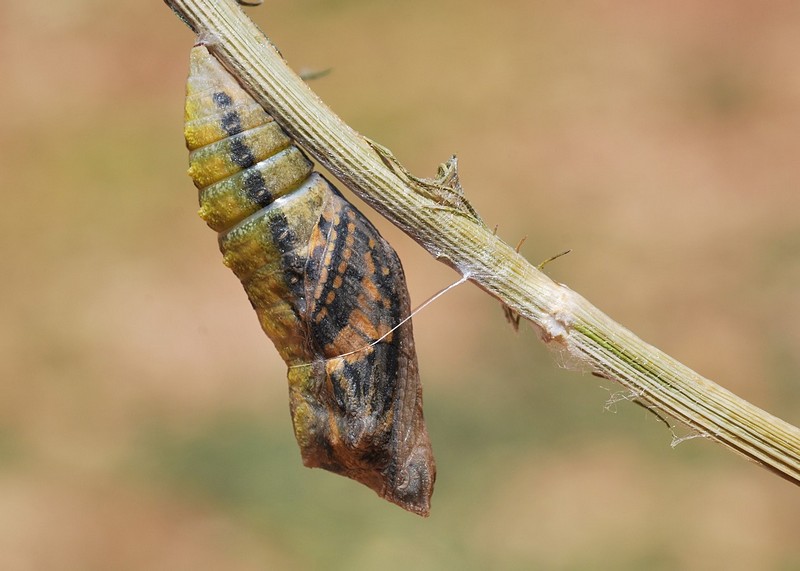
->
[184,45,435,515]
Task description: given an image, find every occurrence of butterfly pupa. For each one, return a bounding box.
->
[184,45,435,515]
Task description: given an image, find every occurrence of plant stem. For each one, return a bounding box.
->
[164,0,800,484]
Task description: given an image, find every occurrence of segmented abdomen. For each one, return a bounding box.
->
[183,45,435,515]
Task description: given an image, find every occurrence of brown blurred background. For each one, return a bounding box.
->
[2,0,800,569]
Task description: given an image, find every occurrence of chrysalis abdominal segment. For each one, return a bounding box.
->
[184,45,435,515]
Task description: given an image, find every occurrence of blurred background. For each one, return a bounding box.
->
[2,0,800,569]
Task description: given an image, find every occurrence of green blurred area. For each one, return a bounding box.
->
[2,1,800,569]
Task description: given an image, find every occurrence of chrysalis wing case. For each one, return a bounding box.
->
[184,45,435,515]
